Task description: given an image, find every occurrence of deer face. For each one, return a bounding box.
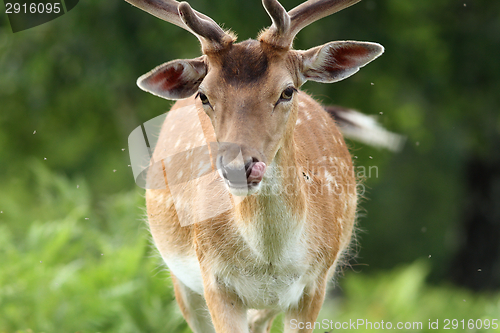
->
[198,41,299,195]
[131,0,383,195]
[137,38,382,195]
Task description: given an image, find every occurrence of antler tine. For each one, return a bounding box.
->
[260,0,361,48]
[262,0,290,36]
[178,2,235,51]
[124,0,234,51]
[288,0,361,39]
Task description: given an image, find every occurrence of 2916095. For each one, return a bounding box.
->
[5,2,61,14]
[442,318,498,330]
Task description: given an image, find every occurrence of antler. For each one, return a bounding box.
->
[124,0,235,51]
[261,0,361,48]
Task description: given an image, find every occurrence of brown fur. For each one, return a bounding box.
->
[219,40,270,85]
[126,0,383,333]
[146,55,357,331]
[131,2,378,332]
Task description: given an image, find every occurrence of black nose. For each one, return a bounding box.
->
[219,156,260,185]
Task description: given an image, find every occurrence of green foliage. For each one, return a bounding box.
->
[1,0,500,330]
[0,164,189,333]
[1,0,500,279]
[1,166,498,332]
[317,262,500,332]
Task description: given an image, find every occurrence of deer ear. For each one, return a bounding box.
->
[137,56,207,100]
[299,41,384,85]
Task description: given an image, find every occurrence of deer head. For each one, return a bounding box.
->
[126,0,384,196]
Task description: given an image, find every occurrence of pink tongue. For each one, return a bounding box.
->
[248,162,266,183]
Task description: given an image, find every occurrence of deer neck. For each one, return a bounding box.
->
[233,123,307,262]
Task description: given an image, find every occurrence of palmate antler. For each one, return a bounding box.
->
[123,0,235,51]
[125,0,361,50]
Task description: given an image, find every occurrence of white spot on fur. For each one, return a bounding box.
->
[197,161,211,176]
[174,138,182,148]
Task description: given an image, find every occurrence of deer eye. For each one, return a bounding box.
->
[279,87,296,102]
[197,92,211,106]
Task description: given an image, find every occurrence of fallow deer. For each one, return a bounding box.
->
[125,0,390,332]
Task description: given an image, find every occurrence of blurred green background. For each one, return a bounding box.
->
[1,0,499,332]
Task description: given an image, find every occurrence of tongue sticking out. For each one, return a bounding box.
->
[247,162,266,184]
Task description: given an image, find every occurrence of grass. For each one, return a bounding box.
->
[0,163,498,332]
[0,163,189,333]
[316,262,500,332]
